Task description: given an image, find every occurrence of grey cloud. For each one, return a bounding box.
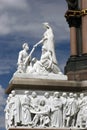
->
[0,0,28,10]
[0,70,10,75]
[0,59,16,75]
[0,116,5,128]
[0,0,69,41]
[0,85,6,129]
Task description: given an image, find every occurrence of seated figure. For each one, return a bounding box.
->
[31,100,50,128]
[27,46,61,75]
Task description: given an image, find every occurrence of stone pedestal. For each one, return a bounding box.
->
[64,54,87,80]
[6,77,87,130]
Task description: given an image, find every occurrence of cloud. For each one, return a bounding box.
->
[0,0,69,41]
[0,59,16,75]
[0,85,5,101]
[0,0,30,35]
[0,117,5,129]
[0,14,11,35]
[0,0,70,80]
[0,85,6,129]
[0,0,28,10]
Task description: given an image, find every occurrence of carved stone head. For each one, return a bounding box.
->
[22,43,29,51]
[43,22,50,29]
[40,100,46,106]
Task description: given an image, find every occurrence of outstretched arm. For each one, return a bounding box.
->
[34,37,47,48]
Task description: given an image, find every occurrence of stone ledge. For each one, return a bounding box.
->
[5,77,87,94]
[8,127,87,130]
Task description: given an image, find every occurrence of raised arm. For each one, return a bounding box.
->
[34,37,47,48]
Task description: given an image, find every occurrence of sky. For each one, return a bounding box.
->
[0,0,70,129]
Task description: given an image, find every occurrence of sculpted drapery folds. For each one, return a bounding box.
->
[16,23,63,76]
[5,91,87,128]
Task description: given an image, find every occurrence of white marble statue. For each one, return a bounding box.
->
[4,97,10,130]
[5,91,21,128]
[43,92,51,106]
[13,23,68,80]
[31,99,50,128]
[10,91,21,127]
[28,46,59,75]
[73,93,79,127]
[33,22,61,74]
[7,94,13,128]
[6,91,87,129]
[76,93,87,128]
[17,43,29,73]
[61,92,67,127]
[17,43,35,73]
[21,91,31,126]
[51,92,63,127]
[28,46,62,75]
[30,92,39,109]
[64,93,78,127]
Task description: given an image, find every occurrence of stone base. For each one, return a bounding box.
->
[6,77,87,130]
[66,70,87,81]
[8,127,87,130]
[64,54,87,81]
[13,72,68,81]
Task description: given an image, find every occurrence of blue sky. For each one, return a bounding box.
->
[0,0,70,129]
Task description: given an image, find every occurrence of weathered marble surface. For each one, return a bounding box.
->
[13,73,67,80]
[5,90,87,129]
[14,23,67,80]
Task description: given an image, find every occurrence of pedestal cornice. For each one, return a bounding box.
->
[5,77,87,94]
